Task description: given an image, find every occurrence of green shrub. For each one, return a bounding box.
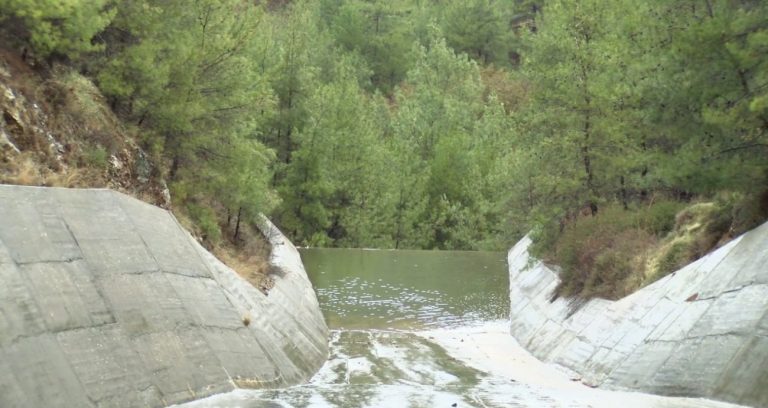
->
[169,181,190,204]
[699,208,732,251]
[654,240,690,280]
[548,205,656,300]
[0,0,115,58]
[186,203,222,245]
[720,190,768,237]
[538,199,698,300]
[639,200,685,236]
[528,219,560,260]
[79,145,108,169]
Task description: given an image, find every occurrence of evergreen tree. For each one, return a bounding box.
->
[514,0,642,222]
[440,0,513,65]
[644,0,768,193]
[6,0,765,254]
[275,61,395,246]
[97,0,277,229]
[0,0,115,58]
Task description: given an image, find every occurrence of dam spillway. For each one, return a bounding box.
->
[0,185,328,407]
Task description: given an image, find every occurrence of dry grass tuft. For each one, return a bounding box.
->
[1,153,108,188]
[48,67,124,151]
[2,155,40,185]
[214,243,272,293]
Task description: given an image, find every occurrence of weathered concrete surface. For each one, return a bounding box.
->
[0,185,328,407]
[508,221,768,408]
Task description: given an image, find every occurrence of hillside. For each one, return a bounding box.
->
[0,47,272,291]
[1,0,766,300]
[0,47,167,201]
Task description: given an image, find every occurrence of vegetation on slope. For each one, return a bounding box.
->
[1,0,766,299]
[537,193,767,300]
[0,47,272,287]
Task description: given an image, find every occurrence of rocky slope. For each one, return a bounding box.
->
[508,221,768,407]
[0,48,170,205]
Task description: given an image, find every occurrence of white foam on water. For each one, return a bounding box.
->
[172,323,749,408]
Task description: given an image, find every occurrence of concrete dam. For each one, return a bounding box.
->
[508,221,768,407]
[0,185,329,407]
[2,183,766,407]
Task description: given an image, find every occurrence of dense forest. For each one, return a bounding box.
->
[2,0,766,298]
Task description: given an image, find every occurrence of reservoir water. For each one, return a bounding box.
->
[302,248,509,330]
[178,248,746,408]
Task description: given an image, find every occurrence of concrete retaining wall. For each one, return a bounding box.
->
[0,185,329,407]
[508,221,768,407]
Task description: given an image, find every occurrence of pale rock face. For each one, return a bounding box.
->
[0,128,20,155]
[1,85,24,155]
[508,222,768,408]
[0,185,329,407]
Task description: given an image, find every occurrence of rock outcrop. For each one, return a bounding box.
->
[508,221,768,407]
[0,185,329,407]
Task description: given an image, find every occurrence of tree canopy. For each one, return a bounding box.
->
[3,0,766,255]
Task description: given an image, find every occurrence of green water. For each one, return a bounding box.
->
[299,248,509,330]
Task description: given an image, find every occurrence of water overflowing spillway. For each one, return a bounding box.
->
[177,248,747,408]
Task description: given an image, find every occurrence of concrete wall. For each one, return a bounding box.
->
[508,221,768,408]
[0,185,329,407]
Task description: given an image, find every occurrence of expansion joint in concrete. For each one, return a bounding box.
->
[694,284,751,302]
[54,320,118,335]
[645,331,745,344]
[15,257,83,266]
[5,317,116,346]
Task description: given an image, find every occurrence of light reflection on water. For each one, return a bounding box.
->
[301,248,509,330]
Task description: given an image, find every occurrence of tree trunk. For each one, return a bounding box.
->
[169,155,181,181]
[620,175,628,210]
[234,206,243,241]
[137,111,148,126]
[582,111,597,216]
[580,41,597,216]
[394,189,405,249]
[704,0,714,18]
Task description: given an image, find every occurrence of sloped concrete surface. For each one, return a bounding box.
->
[0,185,328,407]
[508,221,768,408]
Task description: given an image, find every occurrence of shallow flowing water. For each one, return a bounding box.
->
[177,249,746,408]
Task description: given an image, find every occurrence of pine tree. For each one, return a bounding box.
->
[0,0,115,58]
